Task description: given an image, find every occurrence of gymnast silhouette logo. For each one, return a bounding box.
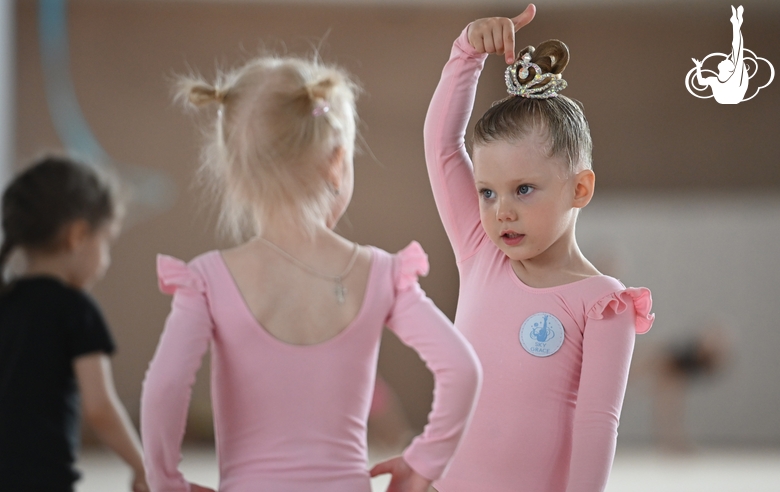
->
[520,313,565,358]
[531,317,555,343]
[685,5,774,104]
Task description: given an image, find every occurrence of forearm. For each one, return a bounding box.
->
[86,395,145,474]
[567,414,620,492]
[141,312,211,492]
[75,353,146,484]
[424,27,486,160]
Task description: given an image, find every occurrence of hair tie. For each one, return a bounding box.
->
[185,83,226,107]
[312,101,330,117]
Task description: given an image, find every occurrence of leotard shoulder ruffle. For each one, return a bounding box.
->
[587,287,655,334]
[393,241,430,291]
[157,254,206,295]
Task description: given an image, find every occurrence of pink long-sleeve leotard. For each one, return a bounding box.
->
[425,28,654,492]
[141,242,481,492]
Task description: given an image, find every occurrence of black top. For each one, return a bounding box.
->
[0,277,115,492]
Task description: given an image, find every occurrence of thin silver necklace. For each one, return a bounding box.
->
[258,237,359,305]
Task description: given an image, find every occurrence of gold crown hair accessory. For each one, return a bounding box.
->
[505,51,568,99]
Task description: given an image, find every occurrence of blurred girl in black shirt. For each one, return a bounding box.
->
[0,156,147,491]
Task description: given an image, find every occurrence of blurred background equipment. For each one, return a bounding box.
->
[630,319,733,451]
[37,0,177,227]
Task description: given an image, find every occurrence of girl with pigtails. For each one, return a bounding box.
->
[140,56,481,492]
[424,4,654,491]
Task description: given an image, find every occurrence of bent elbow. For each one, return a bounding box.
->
[453,344,483,397]
[82,397,115,429]
[467,353,483,395]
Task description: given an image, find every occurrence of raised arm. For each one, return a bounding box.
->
[140,256,215,492]
[423,26,486,261]
[424,6,535,262]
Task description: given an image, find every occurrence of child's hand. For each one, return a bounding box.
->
[370,456,432,492]
[130,471,148,492]
[467,4,536,64]
[189,484,216,492]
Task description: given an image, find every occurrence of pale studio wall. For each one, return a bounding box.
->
[14,0,780,444]
[579,194,780,444]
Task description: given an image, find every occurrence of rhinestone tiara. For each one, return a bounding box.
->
[505,52,568,99]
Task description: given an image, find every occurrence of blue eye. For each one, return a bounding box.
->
[518,185,533,195]
[480,189,495,199]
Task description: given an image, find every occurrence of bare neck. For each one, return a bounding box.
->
[257,221,353,257]
[510,227,600,289]
[21,250,82,288]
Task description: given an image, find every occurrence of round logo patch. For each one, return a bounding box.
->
[519,312,565,357]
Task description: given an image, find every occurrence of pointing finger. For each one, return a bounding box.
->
[503,22,516,64]
[511,4,536,31]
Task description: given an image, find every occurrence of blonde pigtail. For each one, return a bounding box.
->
[306,76,337,100]
[304,76,339,116]
[175,76,227,108]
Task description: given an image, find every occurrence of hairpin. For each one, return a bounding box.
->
[312,101,330,117]
[505,52,568,99]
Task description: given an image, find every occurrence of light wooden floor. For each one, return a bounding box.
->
[76,446,780,492]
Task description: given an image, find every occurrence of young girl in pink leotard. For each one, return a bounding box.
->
[140,55,481,492]
[425,5,654,491]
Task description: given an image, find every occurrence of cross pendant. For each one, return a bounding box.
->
[335,282,347,304]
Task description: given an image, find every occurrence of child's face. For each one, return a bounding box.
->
[72,221,119,289]
[473,132,580,264]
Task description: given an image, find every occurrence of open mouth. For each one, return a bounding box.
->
[501,231,525,245]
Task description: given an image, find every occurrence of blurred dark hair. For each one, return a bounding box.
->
[473,40,592,172]
[0,155,117,285]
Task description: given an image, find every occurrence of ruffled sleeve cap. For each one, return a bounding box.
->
[157,254,205,295]
[587,287,655,334]
[393,241,430,291]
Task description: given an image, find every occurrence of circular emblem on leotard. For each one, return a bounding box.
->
[519,312,565,357]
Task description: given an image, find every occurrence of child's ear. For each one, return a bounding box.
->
[326,146,347,193]
[572,169,595,209]
[63,219,91,251]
